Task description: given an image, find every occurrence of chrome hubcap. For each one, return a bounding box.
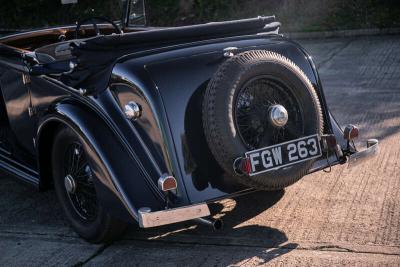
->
[269,104,289,127]
[64,174,76,194]
[235,77,304,149]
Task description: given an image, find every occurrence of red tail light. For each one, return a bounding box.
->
[158,175,177,191]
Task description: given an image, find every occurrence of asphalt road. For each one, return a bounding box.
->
[1,35,399,266]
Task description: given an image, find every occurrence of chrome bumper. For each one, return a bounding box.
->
[347,139,379,168]
[138,203,211,228]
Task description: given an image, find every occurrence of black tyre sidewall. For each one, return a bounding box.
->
[52,126,124,243]
[203,51,323,189]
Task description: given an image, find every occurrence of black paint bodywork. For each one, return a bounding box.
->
[0,17,348,223]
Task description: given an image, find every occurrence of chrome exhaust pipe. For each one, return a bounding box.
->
[194,217,223,230]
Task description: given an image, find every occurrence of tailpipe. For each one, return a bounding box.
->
[194,217,223,230]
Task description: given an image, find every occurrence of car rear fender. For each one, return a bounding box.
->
[36,100,164,222]
[136,37,338,203]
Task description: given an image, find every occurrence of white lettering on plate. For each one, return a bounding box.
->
[271,147,282,165]
[249,152,260,172]
[261,150,273,168]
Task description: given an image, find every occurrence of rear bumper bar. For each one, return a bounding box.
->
[347,139,379,168]
[138,203,211,228]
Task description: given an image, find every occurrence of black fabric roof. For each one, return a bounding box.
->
[62,16,280,92]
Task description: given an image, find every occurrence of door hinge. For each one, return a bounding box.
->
[22,73,31,85]
[28,107,36,117]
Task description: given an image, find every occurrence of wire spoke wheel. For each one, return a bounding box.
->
[63,142,97,222]
[203,50,323,190]
[52,127,128,243]
[235,76,304,150]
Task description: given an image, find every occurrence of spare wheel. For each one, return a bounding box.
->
[202,50,323,190]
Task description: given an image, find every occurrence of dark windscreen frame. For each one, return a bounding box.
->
[124,0,147,29]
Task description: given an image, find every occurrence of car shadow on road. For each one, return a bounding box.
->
[122,189,298,265]
[0,171,297,264]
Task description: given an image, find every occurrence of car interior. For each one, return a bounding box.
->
[0,0,147,64]
[1,23,145,63]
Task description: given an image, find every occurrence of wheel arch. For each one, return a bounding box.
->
[36,101,164,223]
[36,119,60,191]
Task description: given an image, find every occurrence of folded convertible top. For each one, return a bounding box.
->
[78,16,278,50]
[64,16,280,91]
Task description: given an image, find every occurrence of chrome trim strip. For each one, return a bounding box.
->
[348,139,379,168]
[0,157,39,186]
[0,149,38,176]
[0,146,12,156]
[138,203,210,228]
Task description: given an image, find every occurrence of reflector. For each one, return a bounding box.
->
[158,175,177,191]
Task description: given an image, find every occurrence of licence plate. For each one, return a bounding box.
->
[245,134,322,176]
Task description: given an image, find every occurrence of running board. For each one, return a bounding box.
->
[0,150,39,186]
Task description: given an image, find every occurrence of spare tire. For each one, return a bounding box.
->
[202,50,323,190]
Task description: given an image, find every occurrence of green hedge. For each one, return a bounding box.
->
[1,0,399,31]
[147,0,400,31]
[0,0,122,29]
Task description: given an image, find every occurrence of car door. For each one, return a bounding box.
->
[0,44,37,167]
[0,82,10,151]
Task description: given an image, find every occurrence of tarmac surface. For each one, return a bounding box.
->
[1,35,399,266]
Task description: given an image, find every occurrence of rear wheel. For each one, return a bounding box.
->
[52,126,127,243]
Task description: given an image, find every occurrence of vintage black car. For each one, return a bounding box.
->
[0,1,378,243]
